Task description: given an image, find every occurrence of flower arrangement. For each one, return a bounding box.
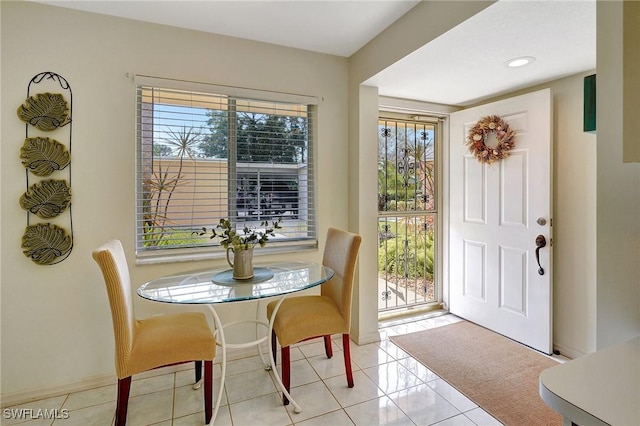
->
[200,218,282,251]
[466,115,516,164]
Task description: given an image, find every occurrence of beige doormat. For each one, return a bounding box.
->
[390,320,562,426]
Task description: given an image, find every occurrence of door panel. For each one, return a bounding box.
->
[463,241,486,300]
[500,246,526,315]
[464,157,485,223]
[449,89,552,354]
[501,151,527,227]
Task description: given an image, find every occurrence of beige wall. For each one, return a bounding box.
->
[548,73,599,356]
[1,1,348,401]
[623,1,640,162]
[596,1,640,349]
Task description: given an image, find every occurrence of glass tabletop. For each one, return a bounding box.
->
[137,261,334,304]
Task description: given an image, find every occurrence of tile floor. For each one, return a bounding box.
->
[2,313,505,426]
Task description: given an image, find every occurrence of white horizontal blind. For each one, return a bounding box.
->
[135,79,317,260]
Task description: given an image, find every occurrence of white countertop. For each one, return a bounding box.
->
[539,336,640,426]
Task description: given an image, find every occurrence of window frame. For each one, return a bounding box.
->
[134,76,320,264]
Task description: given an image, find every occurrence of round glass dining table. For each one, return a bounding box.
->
[137,261,334,423]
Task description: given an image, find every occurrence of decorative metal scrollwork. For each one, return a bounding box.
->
[398,239,416,279]
[397,148,416,189]
[18,72,73,265]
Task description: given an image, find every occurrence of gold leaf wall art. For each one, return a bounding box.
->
[20,137,71,176]
[17,92,70,131]
[22,223,73,266]
[19,179,71,219]
[18,72,74,265]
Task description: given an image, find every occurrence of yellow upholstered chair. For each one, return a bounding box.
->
[267,227,362,404]
[92,240,216,425]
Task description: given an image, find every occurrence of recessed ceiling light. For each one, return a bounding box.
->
[505,56,536,68]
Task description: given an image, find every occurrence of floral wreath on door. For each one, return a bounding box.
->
[466,115,516,164]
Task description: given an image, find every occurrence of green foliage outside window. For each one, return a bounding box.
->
[378,230,434,280]
[199,110,307,163]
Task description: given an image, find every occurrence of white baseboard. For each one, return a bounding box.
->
[0,347,262,408]
[553,342,586,360]
[1,373,116,408]
[353,330,381,346]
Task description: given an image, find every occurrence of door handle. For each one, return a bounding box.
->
[535,235,546,275]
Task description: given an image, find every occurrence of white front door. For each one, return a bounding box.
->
[448,89,553,354]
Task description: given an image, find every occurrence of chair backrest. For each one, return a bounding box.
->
[321,228,362,327]
[92,239,136,378]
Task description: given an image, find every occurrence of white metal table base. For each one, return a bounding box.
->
[206,295,300,425]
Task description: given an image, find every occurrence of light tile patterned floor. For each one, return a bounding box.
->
[2,314,504,426]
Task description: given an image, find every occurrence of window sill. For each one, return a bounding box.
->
[135,241,318,266]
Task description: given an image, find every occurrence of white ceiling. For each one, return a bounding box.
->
[34,0,596,107]
[368,0,596,106]
[35,0,420,57]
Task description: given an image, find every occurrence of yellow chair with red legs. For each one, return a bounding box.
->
[267,227,362,405]
[93,240,216,425]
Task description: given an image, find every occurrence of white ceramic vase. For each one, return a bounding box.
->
[226,247,254,280]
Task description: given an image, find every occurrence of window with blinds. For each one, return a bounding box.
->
[135,78,317,261]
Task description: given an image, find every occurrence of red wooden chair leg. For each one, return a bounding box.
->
[342,334,354,388]
[324,335,333,358]
[115,376,132,426]
[195,360,202,384]
[271,329,278,366]
[204,360,213,423]
[282,345,291,405]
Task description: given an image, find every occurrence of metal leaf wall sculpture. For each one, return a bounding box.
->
[19,179,71,219]
[20,137,71,176]
[17,92,70,131]
[22,223,73,266]
[18,72,74,265]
